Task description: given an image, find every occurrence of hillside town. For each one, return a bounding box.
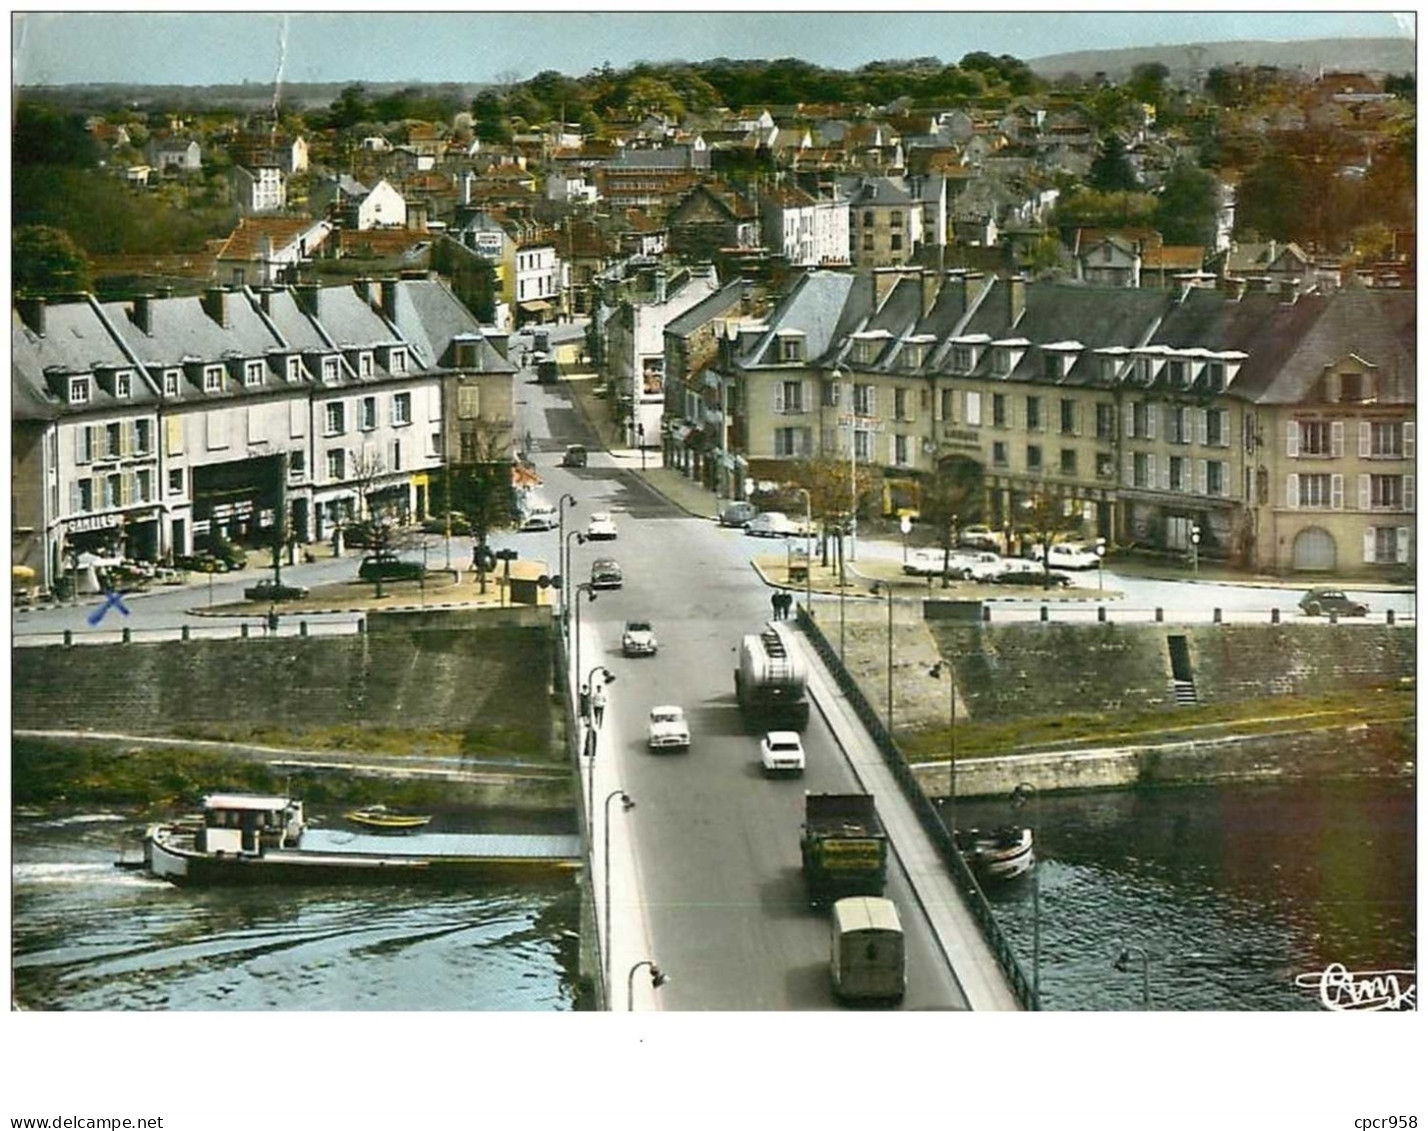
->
[12,51,1416,597]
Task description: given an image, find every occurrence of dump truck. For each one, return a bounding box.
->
[734,621,810,732]
[800,793,889,907]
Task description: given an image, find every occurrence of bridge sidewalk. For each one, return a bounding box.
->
[798,637,1024,1012]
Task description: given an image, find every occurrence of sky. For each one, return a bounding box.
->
[10,8,1415,88]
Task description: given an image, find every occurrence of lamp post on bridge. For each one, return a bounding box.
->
[562,530,586,634]
[602,788,634,992]
[869,580,895,737]
[929,660,956,830]
[1012,781,1041,1009]
[557,493,577,624]
[793,486,812,615]
[626,959,668,1012]
[583,666,616,817]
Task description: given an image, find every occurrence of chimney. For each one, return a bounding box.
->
[1229,277,1248,302]
[921,268,938,318]
[873,266,902,308]
[654,270,668,305]
[202,286,229,327]
[295,281,321,318]
[17,295,46,336]
[380,277,400,321]
[1007,274,1027,326]
[255,287,276,315]
[133,294,155,334]
[353,277,373,304]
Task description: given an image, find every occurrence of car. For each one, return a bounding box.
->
[958,551,1006,581]
[997,566,1073,588]
[519,505,558,532]
[174,551,232,574]
[745,511,799,538]
[1036,542,1101,570]
[1299,587,1369,617]
[243,579,309,602]
[718,501,758,528]
[760,730,805,776]
[560,445,588,468]
[590,558,623,589]
[647,705,691,751]
[586,511,618,540]
[959,524,1001,552]
[992,558,1043,581]
[358,554,425,582]
[904,548,946,576]
[621,619,658,657]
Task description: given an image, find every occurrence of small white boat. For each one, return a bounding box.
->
[955,826,1035,883]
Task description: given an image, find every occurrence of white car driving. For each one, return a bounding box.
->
[760,730,805,776]
[647,705,691,751]
[585,511,618,540]
[621,619,658,657]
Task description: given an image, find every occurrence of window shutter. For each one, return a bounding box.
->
[1124,453,1134,483]
[1358,474,1370,510]
[1160,460,1170,491]
[1404,422,1415,459]
[1197,409,1209,446]
[1197,459,1208,496]
[1363,529,1377,564]
[866,387,876,416]
[124,421,137,456]
[1125,407,1135,439]
[1075,402,1083,435]
[1285,473,1298,509]
[166,418,183,456]
[1404,475,1414,511]
[800,380,809,413]
[1331,474,1344,510]
[122,472,135,505]
[1358,421,1370,458]
[1286,419,1298,457]
[773,383,785,413]
[1328,420,1342,458]
[70,481,81,514]
[1396,527,1410,563]
[801,428,812,457]
[1146,454,1156,486]
[1145,403,1156,439]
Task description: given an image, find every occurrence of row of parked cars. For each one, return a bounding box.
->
[904,547,1081,588]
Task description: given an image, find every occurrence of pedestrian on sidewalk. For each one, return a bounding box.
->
[591,681,608,727]
[771,591,782,621]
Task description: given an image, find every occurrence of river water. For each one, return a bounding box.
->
[11,777,1414,1012]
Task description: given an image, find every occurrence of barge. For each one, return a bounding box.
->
[142,793,581,886]
[955,826,1035,883]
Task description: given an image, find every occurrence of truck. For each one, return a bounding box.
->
[830,896,905,1004]
[734,621,809,732]
[800,793,889,907]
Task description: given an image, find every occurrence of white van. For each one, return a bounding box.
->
[520,497,558,532]
[830,896,905,1004]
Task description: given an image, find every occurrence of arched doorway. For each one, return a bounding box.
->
[1292,526,1337,572]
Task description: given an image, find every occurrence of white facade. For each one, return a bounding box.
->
[355,179,407,230]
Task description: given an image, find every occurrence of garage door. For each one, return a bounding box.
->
[1292,527,1337,571]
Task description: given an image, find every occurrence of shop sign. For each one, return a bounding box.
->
[64,512,124,535]
[211,500,255,521]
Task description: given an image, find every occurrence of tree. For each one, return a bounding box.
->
[1153,162,1219,246]
[12,225,93,295]
[915,458,981,587]
[1126,62,1170,109]
[351,449,421,598]
[1089,133,1139,193]
[786,455,875,571]
[1016,490,1077,589]
[438,416,516,594]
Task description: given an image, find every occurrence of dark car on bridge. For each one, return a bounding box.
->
[1298,587,1369,617]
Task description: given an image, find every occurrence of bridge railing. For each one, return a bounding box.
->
[797,604,1040,1011]
[11,619,363,648]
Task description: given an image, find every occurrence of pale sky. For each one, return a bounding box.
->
[10,8,1414,88]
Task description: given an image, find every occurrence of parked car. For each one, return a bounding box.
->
[718,501,758,528]
[244,579,309,602]
[998,566,1073,588]
[590,558,623,589]
[959,551,1006,581]
[760,730,806,777]
[585,511,618,540]
[1035,542,1101,570]
[1299,587,1369,617]
[745,511,800,538]
[560,445,588,468]
[175,551,233,574]
[621,619,658,657]
[519,504,558,532]
[358,554,425,582]
[959,524,1000,551]
[647,705,691,752]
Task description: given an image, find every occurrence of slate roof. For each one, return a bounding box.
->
[665,280,746,338]
[385,277,516,373]
[736,270,860,368]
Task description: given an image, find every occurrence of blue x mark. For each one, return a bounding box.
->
[86,588,132,627]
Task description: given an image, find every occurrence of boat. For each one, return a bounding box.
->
[955,825,1035,883]
[344,805,433,833]
[141,793,581,886]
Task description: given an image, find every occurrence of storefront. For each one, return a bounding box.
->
[192,455,283,550]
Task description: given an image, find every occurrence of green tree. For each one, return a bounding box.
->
[1126,61,1170,109]
[915,459,981,587]
[1089,133,1139,192]
[12,101,99,167]
[12,224,94,295]
[1153,162,1219,246]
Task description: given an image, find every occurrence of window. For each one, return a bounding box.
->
[1095,403,1115,440]
[360,397,377,431]
[853,429,873,462]
[133,419,152,455]
[1206,409,1228,447]
[325,402,346,436]
[359,353,374,379]
[890,233,903,251]
[992,441,1009,467]
[204,366,223,392]
[1369,422,1407,458]
[1025,396,1042,431]
[778,381,805,414]
[393,392,412,425]
[326,449,346,481]
[774,427,808,457]
[105,423,123,460]
[780,336,803,363]
[894,434,910,466]
[862,233,874,251]
[1168,360,1188,387]
[1170,456,1188,492]
[992,393,1007,428]
[164,370,180,396]
[1339,372,1363,402]
[286,356,302,382]
[389,349,407,374]
[1299,421,1332,456]
[1026,444,1043,472]
[965,391,981,426]
[822,380,840,408]
[1207,461,1225,497]
[1133,452,1150,488]
[75,478,94,513]
[135,469,154,503]
[1206,362,1226,392]
[168,468,184,495]
[992,349,1012,377]
[863,211,874,226]
[1044,354,1061,381]
[76,427,95,465]
[1059,449,1076,475]
[244,360,264,387]
[1096,452,1115,480]
[890,211,903,228]
[1369,475,1405,510]
[457,385,480,419]
[116,372,132,397]
[940,389,955,423]
[894,388,909,421]
[69,378,90,405]
[853,384,875,416]
[1370,527,1409,564]
[1060,398,1077,435]
[104,474,122,509]
[952,346,973,373]
[322,356,340,383]
[289,450,306,479]
[1130,401,1155,439]
[1168,406,1190,444]
[1299,473,1333,507]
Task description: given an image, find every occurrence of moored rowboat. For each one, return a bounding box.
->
[344,805,432,832]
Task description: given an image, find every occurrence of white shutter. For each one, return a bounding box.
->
[799,380,810,414]
[1146,454,1156,487]
[1145,402,1156,439]
[125,421,138,456]
[866,387,877,416]
[1126,406,1136,439]
[247,406,261,444]
[1286,419,1298,457]
[1396,527,1410,563]
[965,392,981,426]
[1358,421,1371,458]
[1404,475,1414,511]
[1330,420,1343,458]
[1197,409,1209,446]
[1286,473,1299,509]
[1363,529,1377,563]
[773,383,785,413]
[1404,422,1415,459]
[1159,460,1170,491]
[1196,459,1208,496]
[69,481,81,514]
[1124,453,1134,483]
[801,427,813,457]
[1358,474,1371,511]
[1331,474,1344,510]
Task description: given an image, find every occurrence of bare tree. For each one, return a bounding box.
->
[787,455,876,569]
[917,460,981,587]
[351,448,421,597]
[440,415,517,594]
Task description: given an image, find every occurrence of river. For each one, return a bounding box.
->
[10,777,1414,1011]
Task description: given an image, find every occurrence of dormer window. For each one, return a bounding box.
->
[389,348,407,375]
[1043,354,1061,381]
[69,377,91,405]
[244,360,264,388]
[321,356,340,384]
[203,365,223,393]
[1168,359,1189,388]
[778,332,805,364]
[1205,362,1225,393]
[116,371,132,398]
[163,370,180,397]
[286,356,302,383]
[359,352,374,379]
[952,345,974,373]
[1100,357,1120,382]
[992,349,1012,377]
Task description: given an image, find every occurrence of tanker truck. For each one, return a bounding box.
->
[734,621,810,732]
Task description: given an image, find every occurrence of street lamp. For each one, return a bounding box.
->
[637,422,646,472]
[573,580,597,730]
[1190,524,1201,576]
[603,789,634,990]
[792,485,812,614]
[870,581,895,736]
[1114,944,1151,1008]
[584,667,616,816]
[928,660,956,830]
[562,530,586,633]
[626,959,668,1012]
[1096,536,1106,594]
[1012,781,1041,1008]
[558,493,577,618]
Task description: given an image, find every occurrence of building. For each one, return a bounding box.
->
[758,183,851,268]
